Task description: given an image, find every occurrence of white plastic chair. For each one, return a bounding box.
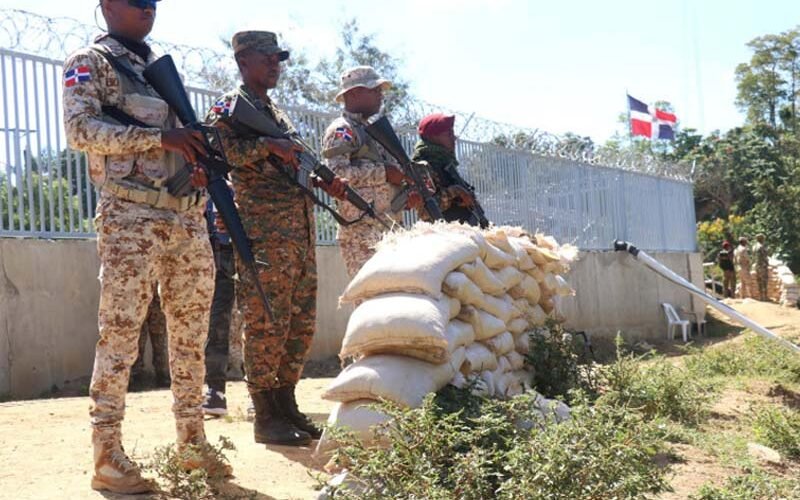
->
[661,303,691,342]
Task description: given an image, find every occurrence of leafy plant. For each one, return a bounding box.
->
[691,467,800,499]
[752,406,800,459]
[145,436,235,499]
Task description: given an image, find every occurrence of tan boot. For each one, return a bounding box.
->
[91,435,155,494]
[177,420,234,479]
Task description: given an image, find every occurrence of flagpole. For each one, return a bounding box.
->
[625,89,632,139]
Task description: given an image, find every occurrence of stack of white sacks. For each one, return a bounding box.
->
[317,222,577,452]
[767,257,799,307]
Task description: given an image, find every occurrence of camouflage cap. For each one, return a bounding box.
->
[231,31,289,61]
[335,66,392,103]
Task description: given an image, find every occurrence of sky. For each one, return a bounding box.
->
[5,0,800,144]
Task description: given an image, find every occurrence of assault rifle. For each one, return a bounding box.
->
[439,160,490,228]
[221,96,393,231]
[363,115,443,221]
[142,55,273,321]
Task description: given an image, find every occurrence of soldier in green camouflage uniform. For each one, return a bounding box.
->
[753,234,770,301]
[206,31,346,446]
[322,66,409,278]
[63,0,229,493]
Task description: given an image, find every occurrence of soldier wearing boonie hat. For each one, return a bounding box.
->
[322,66,412,278]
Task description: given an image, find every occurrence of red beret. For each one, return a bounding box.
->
[418,113,455,138]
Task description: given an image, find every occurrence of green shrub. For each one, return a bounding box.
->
[145,437,235,499]
[326,389,669,499]
[691,468,800,499]
[525,321,601,403]
[599,337,714,425]
[752,406,800,459]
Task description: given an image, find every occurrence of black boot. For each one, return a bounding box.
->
[251,390,311,446]
[273,385,322,439]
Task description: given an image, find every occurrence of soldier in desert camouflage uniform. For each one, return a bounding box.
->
[322,66,412,278]
[206,31,347,446]
[63,0,229,493]
[734,237,754,299]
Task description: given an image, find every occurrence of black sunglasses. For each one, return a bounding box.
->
[127,0,158,9]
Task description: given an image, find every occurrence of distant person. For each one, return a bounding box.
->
[129,289,170,390]
[717,241,735,298]
[753,234,770,301]
[734,237,753,299]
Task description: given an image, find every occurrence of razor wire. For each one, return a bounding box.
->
[0,8,691,181]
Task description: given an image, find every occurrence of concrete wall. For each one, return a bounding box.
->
[560,251,706,340]
[0,238,704,399]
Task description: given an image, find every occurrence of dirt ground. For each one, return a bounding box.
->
[1,299,798,500]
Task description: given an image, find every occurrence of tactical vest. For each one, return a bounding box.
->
[88,43,183,189]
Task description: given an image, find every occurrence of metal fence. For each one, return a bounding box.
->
[0,48,697,251]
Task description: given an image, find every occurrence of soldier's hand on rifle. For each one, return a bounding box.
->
[406,190,424,210]
[448,185,475,207]
[385,164,407,186]
[264,138,302,168]
[318,176,349,200]
[190,166,208,188]
[161,128,206,164]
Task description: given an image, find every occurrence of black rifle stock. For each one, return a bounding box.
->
[142,55,273,321]
[363,115,443,220]
[223,96,392,230]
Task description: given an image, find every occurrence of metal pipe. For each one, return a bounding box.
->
[614,240,800,355]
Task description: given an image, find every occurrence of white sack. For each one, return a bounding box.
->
[445,320,476,352]
[340,293,450,363]
[341,231,480,302]
[514,331,530,354]
[459,306,506,340]
[459,258,506,295]
[322,348,466,408]
[508,317,529,334]
[316,400,390,454]
[510,275,541,304]
[462,342,498,373]
[442,272,484,306]
[495,266,525,291]
[483,331,515,356]
[474,293,514,323]
[505,350,526,371]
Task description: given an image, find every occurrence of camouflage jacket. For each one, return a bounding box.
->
[321,111,402,221]
[733,245,751,270]
[753,242,769,271]
[205,85,313,235]
[62,35,183,188]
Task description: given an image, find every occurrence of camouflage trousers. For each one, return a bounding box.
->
[737,267,754,299]
[236,190,317,393]
[337,218,390,278]
[756,269,769,301]
[131,288,169,380]
[90,194,214,444]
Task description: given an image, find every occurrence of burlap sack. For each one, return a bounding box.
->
[323,348,466,408]
[341,231,480,303]
[340,293,450,363]
[459,258,505,295]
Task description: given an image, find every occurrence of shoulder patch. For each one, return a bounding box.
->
[334,126,354,142]
[64,65,92,87]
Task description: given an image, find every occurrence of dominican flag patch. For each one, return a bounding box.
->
[334,126,353,142]
[211,99,233,116]
[64,66,91,87]
[627,94,677,140]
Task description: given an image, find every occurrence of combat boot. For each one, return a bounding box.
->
[252,390,312,446]
[177,421,233,478]
[91,431,156,494]
[274,385,322,439]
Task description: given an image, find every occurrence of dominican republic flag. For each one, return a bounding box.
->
[334,126,354,142]
[64,66,91,88]
[627,94,677,140]
[211,98,233,116]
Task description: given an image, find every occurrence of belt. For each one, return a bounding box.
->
[104,181,204,212]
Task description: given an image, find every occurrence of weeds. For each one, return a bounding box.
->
[145,436,235,499]
[685,334,800,384]
[752,406,800,459]
[691,467,800,499]
[325,389,669,499]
